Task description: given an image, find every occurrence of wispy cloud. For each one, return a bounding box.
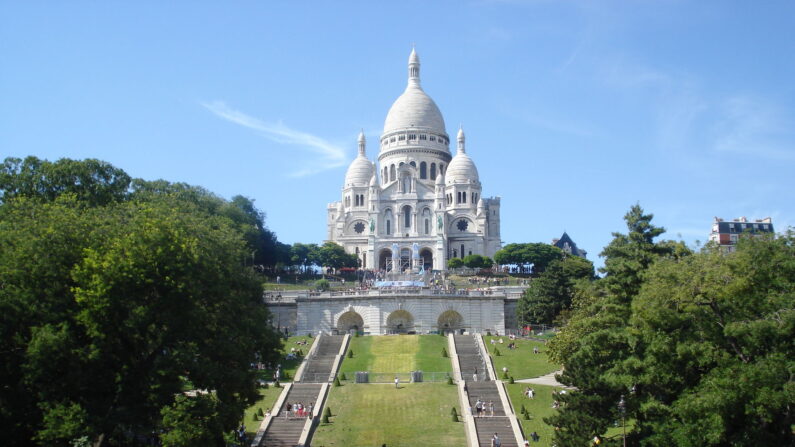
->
[713,96,795,161]
[201,101,347,177]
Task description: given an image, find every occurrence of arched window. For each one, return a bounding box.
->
[430,163,436,180]
[386,220,391,235]
[424,219,429,234]
[403,205,412,230]
[410,161,416,168]
[440,163,445,174]
[420,162,427,179]
[383,167,388,184]
[390,164,396,182]
[460,244,465,259]
[462,192,466,203]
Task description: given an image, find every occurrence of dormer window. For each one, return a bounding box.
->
[398,135,406,141]
[430,136,436,142]
[419,134,427,140]
[408,134,417,140]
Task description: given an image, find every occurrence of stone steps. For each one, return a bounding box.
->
[474,417,519,447]
[466,381,507,416]
[260,384,323,447]
[298,335,345,383]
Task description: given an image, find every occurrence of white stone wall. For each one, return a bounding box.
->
[293,295,506,335]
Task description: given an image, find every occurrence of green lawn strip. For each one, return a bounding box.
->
[338,335,373,376]
[371,335,418,371]
[483,336,559,380]
[311,383,465,447]
[416,334,453,373]
[257,335,314,382]
[262,282,315,291]
[504,383,559,446]
[242,386,283,440]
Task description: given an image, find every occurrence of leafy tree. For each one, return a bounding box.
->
[160,394,227,447]
[609,234,795,446]
[447,258,464,269]
[462,254,485,268]
[0,194,281,446]
[516,255,594,325]
[290,242,319,272]
[316,241,358,272]
[493,242,563,275]
[1,156,131,206]
[546,204,689,446]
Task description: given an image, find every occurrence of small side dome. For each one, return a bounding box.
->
[435,170,445,185]
[369,171,378,186]
[446,152,479,184]
[344,156,374,187]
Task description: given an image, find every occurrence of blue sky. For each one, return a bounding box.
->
[2,1,794,267]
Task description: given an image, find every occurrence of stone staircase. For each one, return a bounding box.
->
[298,335,345,383]
[454,335,520,447]
[454,335,487,382]
[259,383,322,447]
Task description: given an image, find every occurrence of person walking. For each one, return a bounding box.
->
[491,433,501,447]
[394,376,399,389]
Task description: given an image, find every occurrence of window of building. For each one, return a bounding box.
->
[408,134,417,140]
[390,164,396,182]
[420,162,427,179]
[457,219,468,231]
[410,161,416,168]
[403,205,412,230]
[430,163,437,180]
[430,136,436,142]
[390,137,396,143]
[354,222,365,234]
[420,134,427,140]
[386,220,391,235]
[398,135,406,141]
[440,163,445,174]
[425,219,429,234]
[460,244,465,258]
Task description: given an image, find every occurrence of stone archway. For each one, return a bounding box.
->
[420,248,433,270]
[379,249,392,270]
[386,309,414,334]
[337,311,364,334]
[437,310,464,334]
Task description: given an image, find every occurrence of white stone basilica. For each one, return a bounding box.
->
[327,49,501,272]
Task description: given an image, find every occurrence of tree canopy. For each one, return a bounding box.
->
[516,255,594,325]
[0,157,283,446]
[493,242,564,275]
[546,205,794,446]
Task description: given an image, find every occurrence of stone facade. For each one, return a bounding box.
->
[327,49,501,271]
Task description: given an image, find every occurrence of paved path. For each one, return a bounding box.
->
[515,370,574,388]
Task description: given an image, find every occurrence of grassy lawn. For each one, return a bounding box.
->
[483,336,559,380]
[311,383,465,447]
[256,335,314,382]
[505,383,558,446]
[242,386,284,440]
[339,335,452,376]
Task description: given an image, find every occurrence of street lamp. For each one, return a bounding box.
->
[617,394,626,447]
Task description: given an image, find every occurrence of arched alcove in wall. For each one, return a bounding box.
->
[379,249,393,270]
[386,309,414,333]
[337,311,364,333]
[420,248,433,270]
[437,310,464,333]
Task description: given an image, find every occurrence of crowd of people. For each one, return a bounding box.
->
[284,401,314,418]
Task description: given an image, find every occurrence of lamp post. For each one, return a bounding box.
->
[617,394,626,447]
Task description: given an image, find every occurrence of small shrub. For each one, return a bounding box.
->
[524,411,531,420]
[347,349,354,358]
[509,376,515,384]
[322,414,329,424]
[487,331,492,336]
[451,407,459,422]
[442,348,448,358]
[340,372,347,381]
[494,348,501,356]
[283,371,290,379]
[333,377,341,387]
[257,408,264,417]
[451,407,458,416]
[355,331,360,337]
[324,407,332,417]
[447,376,454,385]
[502,370,509,379]
[521,404,526,414]
[252,413,259,421]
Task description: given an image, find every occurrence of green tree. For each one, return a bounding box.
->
[316,241,358,272]
[290,242,319,272]
[462,254,485,268]
[493,242,563,275]
[160,394,227,447]
[1,156,131,206]
[610,234,795,446]
[546,204,689,446]
[447,258,464,269]
[0,194,281,446]
[516,255,594,325]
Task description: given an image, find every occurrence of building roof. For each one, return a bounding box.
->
[446,127,479,184]
[383,49,447,138]
[552,232,587,258]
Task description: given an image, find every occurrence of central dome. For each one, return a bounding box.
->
[383,49,447,135]
[383,84,446,133]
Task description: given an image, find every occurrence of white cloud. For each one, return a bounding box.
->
[713,96,795,161]
[201,101,347,177]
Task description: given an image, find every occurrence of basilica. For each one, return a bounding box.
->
[327,49,502,272]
